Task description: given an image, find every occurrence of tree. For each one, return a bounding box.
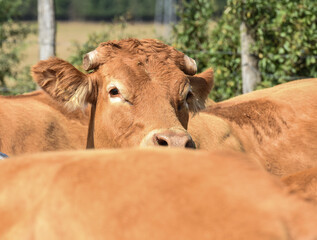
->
[0,0,32,93]
[38,0,56,60]
[210,0,317,100]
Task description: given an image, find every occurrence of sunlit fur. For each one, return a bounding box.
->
[65,84,89,111]
[1,149,317,239]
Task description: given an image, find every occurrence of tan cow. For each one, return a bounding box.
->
[0,39,213,155]
[282,167,317,204]
[0,90,89,155]
[0,148,316,240]
[189,79,317,176]
[32,38,213,149]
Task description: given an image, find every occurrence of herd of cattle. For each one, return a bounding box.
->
[0,38,316,239]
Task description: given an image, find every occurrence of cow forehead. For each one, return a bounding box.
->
[98,57,189,95]
[96,39,182,61]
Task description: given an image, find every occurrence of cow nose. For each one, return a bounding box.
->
[153,130,196,149]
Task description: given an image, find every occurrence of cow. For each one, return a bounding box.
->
[0,90,89,155]
[0,148,316,240]
[188,78,317,176]
[282,167,317,204]
[31,38,214,149]
[0,38,213,155]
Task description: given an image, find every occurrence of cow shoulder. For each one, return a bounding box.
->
[282,167,317,204]
[204,99,289,143]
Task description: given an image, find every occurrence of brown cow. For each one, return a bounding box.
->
[282,167,317,204]
[189,78,317,176]
[0,90,89,155]
[32,38,213,149]
[0,149,316,240]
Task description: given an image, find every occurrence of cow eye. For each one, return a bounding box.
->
[109,88,120,97]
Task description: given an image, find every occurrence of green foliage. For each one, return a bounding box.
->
[68,31,110,70]
[18,0,157,21]
[208,8,242,101]
[249,0,317,88]
[0,0,35,94]
[173,0,213,70]
[70,0,156,21]
[55,0,71,20]
[17,0,227,21]
[212,0,228,17]
[2,66,37,95]
[212,0,317,98]
[17,0,37,20]
[173,0,317,101]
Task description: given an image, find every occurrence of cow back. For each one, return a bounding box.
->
[0,149,316,239]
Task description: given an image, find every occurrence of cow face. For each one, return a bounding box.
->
[32,39,213,149]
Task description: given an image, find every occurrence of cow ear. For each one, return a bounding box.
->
[32,57,96,111]
[187,68,214,112]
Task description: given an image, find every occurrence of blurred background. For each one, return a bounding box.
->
[0,0,316,101]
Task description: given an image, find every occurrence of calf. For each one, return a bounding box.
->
[0,149,316,240]
[189,79,317,176]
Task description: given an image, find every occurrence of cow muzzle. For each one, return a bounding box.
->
[140,128,196,149]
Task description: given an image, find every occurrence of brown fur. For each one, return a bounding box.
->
[189,79,317,176]
[206,100,287,144]
[31,58,92,109]
[93,38,198,76]
[0,90,89,156]
[0,149,316,240]
[32,39,213,148]
[282,167,317,204]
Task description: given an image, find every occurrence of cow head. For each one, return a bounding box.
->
[32,39,213,149]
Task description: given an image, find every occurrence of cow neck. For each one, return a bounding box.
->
[86,103,96,149]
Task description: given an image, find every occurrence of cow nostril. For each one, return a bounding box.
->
[156,137,168,146]
[185,139,196,149]
[151,131,195,148]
